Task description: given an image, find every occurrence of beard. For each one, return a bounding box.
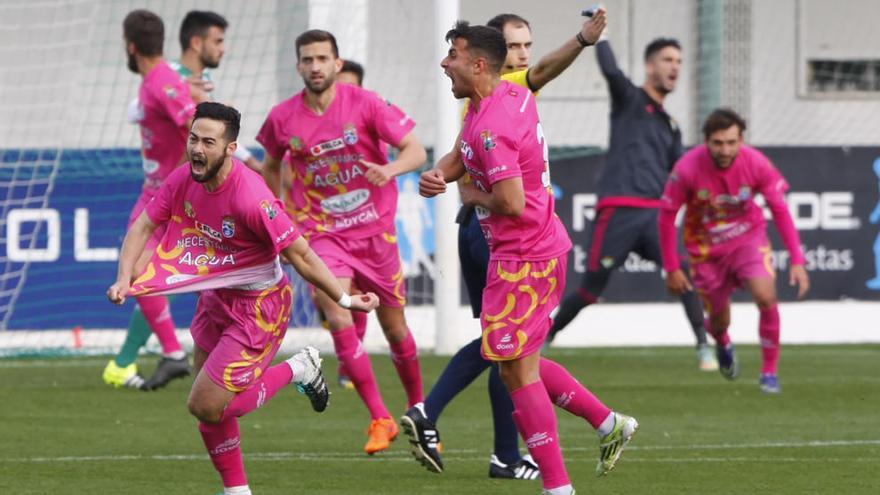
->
[304,74,334,94]
[200,53,220,69]
[190,150,227,183]
[127,52,139,74]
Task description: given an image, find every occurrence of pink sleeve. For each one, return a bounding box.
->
[245,193,301,255]
[366,91,416,147]
[144,175,176,225]
[659,166,689,272]
[255,109,286,161]
[756,156,806,265]
[156,78,196,128]
[478,130,522,186]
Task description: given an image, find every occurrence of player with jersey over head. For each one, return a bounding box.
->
[102,10,196,392]
[108,102,379,495]
[659,108,810,393]
[257,29,428,455]
[419,22,637,495]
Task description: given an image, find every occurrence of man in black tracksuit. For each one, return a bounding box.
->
[548,37,717,370]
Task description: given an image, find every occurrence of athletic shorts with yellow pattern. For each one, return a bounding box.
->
[480,256,566,361]
[190,278,293,393]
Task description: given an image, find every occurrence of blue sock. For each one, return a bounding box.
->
[488,364,521,464]
[423,337,491,422]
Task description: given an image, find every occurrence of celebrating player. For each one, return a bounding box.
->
[102,10,196,392]
[108,102,379,495]
[402,9,608,479]
[546,36,717,370]
[257,30,427,455]
[107,10,266,391]
[418,22,637,494]
[659,108,810,393]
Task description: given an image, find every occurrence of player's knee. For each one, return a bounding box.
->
[187,398,222,424]
[755,295,778,310]
[709,312,730,331]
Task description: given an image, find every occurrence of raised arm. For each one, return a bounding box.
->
[596,40,635,103]
[526,8,607,91]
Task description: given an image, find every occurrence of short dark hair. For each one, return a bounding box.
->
[445,20,507,74]
[123,9,164,57]
[295,29,339,60]
[340,60,365,85]
[193,102,240,142]
[487,13,531,33]
[702,108,747,139]
[644,37,681,62]
[179,11,228,52]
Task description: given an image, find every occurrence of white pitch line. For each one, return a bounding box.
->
[3,439,878,464]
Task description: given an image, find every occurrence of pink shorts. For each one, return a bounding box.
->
[480,256,567,361]
[691,239,775,316]
[128,189,166,252]
[190,278,293,393]
[309,231,406,307]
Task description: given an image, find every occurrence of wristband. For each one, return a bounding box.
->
[233,146,253,162]
[576,32,593,47]
[337,292,352,309]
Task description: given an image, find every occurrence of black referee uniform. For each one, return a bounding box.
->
[548,40,707,347]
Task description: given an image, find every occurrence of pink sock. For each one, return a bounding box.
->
[706,317,731,347]
[759,305,781,374]
[510,381,570,490]
[353,310,368,341]
[199,418,247,488]
[137,295,182,355]
[339,312,368,379]
[389,329,424,407]
[331,325,390,419]
[220,363,293,421]
[540,358,611,429]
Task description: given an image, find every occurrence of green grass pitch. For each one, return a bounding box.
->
[1,344,878,494]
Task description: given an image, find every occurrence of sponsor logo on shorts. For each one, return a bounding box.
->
[343,123,358,145]
[525,432,553,449]
[495,333,516,351]
[310,137,345,156]
[222,216,235,238]
[321,189,370,214]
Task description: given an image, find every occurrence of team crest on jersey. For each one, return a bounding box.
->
[343,123,358,145]
[221,216,235,238]
[697,189,710,200]
[738,186,752,201]
[163,84,177,99]
[480,130,496,151]
[184,201,195,219]
[260,200,278,220]
[289,136,303,152]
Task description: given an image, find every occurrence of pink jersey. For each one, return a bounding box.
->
[659,144,805,271]
[256,83,415,239]
[460,80,571,261]
[129,160,301,296]
[137,62,196,192]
